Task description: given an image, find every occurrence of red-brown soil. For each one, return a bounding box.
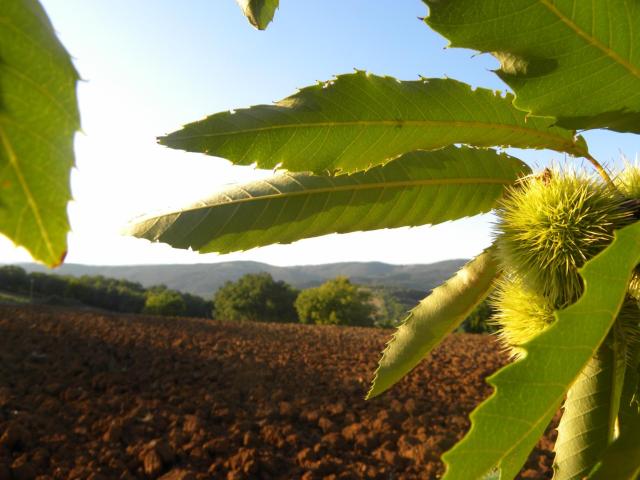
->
[0,306,556,480]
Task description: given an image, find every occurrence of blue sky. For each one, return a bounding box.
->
[3,1,639,266]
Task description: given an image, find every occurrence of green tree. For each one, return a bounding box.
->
[144,289,187,317]
[457,299,496,334]
[0,266,30,293]
[213,273,298,323]
[295,277,375,327]
[31,272,69,298]
[181,292,214,319]
[371,288,413,329]
[63,275,144,312]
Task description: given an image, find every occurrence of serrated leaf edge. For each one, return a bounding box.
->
[366,245,500,399]
[158,72,590,172]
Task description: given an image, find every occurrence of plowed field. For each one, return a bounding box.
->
[0,306,556,480]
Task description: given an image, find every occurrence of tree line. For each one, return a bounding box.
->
[0,266,494,330]
[0,265,212,318]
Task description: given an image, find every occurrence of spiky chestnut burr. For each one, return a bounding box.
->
[496,169,630,309]
[490,272,554,357]
[616,163,640,200]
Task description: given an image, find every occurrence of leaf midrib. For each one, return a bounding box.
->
[165,119,583,153]
[0,121,54,261]
[136,175,513,221]
[539,0,640,80]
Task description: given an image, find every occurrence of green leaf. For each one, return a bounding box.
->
[235,0,279,30]
[125,146,529,253]
[159,72,587,174]
[0,0,80,266]
[367,246,500,399]
[589,414,640,480]
[442,220,640,480]
[425,0,640,133]
[619,342,640,434]
[553,344,621,480]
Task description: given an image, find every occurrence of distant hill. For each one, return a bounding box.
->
[19,259,467,298]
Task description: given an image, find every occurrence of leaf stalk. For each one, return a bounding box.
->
[585,153,615,189]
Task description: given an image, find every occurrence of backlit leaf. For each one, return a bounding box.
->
[126,146,529,253]
[425,0,640,133]
[0,0,80,266]
[588,414,640,480]
[159,72,587,174]
[553,344,622,480]
[367,246,500,399]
